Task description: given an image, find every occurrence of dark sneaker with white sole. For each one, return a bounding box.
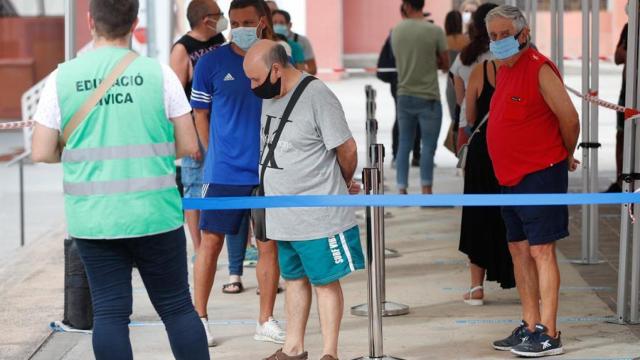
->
[511,323,564,357]
[492,320,531,351]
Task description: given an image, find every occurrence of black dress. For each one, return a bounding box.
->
[458,61,515,289]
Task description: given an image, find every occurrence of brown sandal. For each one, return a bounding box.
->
[222,282,244,294]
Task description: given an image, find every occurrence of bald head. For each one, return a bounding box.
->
[244,39,290,89]
[187,0,220,29]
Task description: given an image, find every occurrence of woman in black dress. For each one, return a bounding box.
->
[458,3,515,305]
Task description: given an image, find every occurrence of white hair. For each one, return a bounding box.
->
[485,5,528,32]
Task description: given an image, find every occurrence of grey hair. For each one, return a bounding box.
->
[485,5,528,32]
[263,43,290,69]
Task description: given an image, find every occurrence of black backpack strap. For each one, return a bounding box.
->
[294,33,299,42]
[258,76,317,195]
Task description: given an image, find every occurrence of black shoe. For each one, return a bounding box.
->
[603,182,622,193]
[510,323,564,357]
[411,157,420,167]
[492,320,531,351]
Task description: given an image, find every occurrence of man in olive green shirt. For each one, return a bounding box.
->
[391,0,449,195]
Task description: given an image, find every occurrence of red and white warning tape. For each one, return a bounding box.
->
[0,120,35,130]
[565,85,640,119]
[0,85,636,130]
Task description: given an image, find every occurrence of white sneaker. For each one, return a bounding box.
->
[200,317,217,347]
[253,317,286,344]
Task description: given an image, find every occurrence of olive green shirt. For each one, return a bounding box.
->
[391,19,447,100]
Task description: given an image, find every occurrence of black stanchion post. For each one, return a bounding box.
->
[354,168,403,360]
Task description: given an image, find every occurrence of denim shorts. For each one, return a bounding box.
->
[181,156,204,199]
[199,183,255,235]
[276,226,364,286]
[501,161,569,246]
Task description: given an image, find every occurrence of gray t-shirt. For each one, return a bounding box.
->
[260,74,356,241]
[287,32,315,61]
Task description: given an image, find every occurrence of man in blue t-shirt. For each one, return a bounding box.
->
[191,0,285,347]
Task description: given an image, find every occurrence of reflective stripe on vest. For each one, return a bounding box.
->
[61,142,175,163]
[64,174,176,196]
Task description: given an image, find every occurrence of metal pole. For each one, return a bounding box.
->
[551,0,557,64]
[36,0,45,15]
[531,0,537,45]
[354,168,401,360]
[557,0,564,75]
[370,143,399,259]
[617,0,639,324]
[64,0,77,61]
[587,0,600,263]
[365,85,378,168]
[630,117,640,323]
[370,144,408,316]
[578,0,591,265]
[147,0,157,58]
[19,159,24,247]
[629,0,640,323]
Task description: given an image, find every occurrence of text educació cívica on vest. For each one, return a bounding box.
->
[74,73,146,106]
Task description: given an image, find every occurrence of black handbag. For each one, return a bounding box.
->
[252,75,317,241]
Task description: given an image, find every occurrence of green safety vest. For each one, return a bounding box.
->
[57,47,183,239]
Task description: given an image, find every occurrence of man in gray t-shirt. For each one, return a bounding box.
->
[244,40,363,360]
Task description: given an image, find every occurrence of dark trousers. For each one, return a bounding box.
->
[75,228,209,360]
[391,84,421,160]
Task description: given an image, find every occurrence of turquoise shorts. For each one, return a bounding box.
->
[276,226,365,286]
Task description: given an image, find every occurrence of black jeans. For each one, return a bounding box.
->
[75,228,209,360]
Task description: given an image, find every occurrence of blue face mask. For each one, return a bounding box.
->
[490,30,525,60]
[231,27,259,51]
[273,24,288,36]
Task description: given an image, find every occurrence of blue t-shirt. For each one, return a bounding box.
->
[191,44,261,185]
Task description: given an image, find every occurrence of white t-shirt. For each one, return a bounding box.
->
[34,63,191,131]
[450,51,492,128]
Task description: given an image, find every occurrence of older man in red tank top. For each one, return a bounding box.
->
[484,5,580,358]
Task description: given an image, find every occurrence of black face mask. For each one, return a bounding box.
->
[252,67,282,99]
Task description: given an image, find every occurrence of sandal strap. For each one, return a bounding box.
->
[468,285,484,294]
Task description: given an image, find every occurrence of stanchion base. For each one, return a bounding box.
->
[351,301,410,317]
[569,259,606,265]
[385,248,401,259]
[607,317,640,325]
[353,356,405,360]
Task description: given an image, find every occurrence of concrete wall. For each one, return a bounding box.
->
[342,0,449,56]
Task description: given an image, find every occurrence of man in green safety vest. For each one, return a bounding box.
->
[31,1,209,359]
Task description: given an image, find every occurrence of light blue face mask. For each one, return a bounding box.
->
[273,24,288,36]
[231,27,259,51]
[490,30,525,60]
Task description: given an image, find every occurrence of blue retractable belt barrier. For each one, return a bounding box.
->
[183,193,640,210]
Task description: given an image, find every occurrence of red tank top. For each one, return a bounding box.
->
[487,48,568,187]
